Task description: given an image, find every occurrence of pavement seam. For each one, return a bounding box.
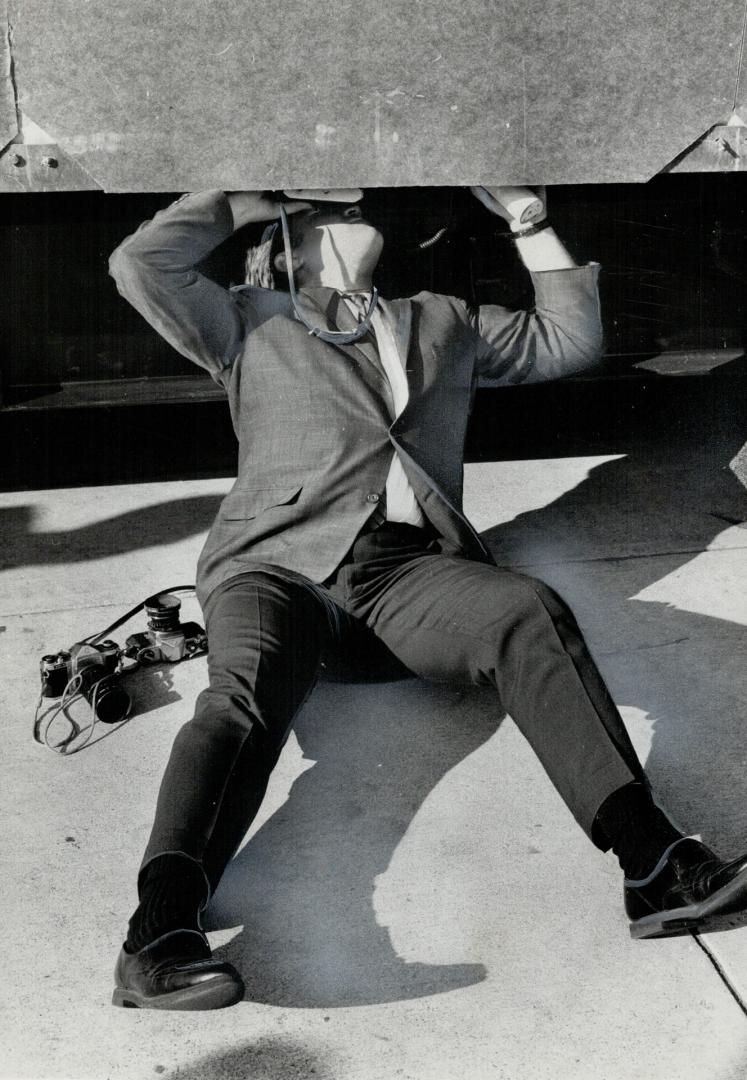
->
[0,598,185,620]
[4,542,747,618]
[503,544,747,570]
[692,932,747,1019]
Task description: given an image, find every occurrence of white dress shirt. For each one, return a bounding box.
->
[343,293,427,528]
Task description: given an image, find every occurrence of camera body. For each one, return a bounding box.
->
[124,592,207,664]
[40,639,120,698]
[124,623,206,663]
[38,593,207,731]
[39,639,130,724]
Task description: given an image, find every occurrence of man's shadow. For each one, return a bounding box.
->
[478,360,747,852]
[0,463,498,1007]
[206,677,497,1008]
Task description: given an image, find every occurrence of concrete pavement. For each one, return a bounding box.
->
[2,413,747,1078]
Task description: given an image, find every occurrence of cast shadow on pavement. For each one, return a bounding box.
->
[158,1037,339,1080]
[479,363,747,854]
[206,677,497,1008]
[0,495,224,570]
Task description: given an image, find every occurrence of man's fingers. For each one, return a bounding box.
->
[277,200,313,216]
[470,185,547,225]
[469,185,499,211]
[246,196,312,222]
[469,185,511,221]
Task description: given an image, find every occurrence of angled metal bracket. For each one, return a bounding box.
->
[0,140,102,190]
[663,112,747,173]
[0,113,101,191]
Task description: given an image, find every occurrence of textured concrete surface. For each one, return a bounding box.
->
[2,432,747,1078]
[6,1,743,191]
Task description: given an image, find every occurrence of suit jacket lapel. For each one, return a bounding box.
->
[385,298,413,376]
[386,297,419,435]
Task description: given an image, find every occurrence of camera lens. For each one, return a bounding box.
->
[83,676,131,724]
[145,592,182,633]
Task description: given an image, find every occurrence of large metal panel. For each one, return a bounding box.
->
[1,1,17,153]
[2,1,747,191]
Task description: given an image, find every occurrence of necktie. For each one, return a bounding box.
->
[343,293,390,527]
[339,292,395,420]
[343,292,374,330]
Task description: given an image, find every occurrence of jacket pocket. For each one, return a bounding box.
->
[221,485,303,520]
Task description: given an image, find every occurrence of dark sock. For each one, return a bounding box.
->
[125,853,208,952]
[593,782,684,881]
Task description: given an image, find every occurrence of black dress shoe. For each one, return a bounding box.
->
[113,929,244,1010]
[625,837,747,939]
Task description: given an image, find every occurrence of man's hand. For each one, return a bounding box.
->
[470,185,577,271]
[225,191,312,231]
[470,185,547,229]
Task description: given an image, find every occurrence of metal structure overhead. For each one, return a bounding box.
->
[2,0,747,190]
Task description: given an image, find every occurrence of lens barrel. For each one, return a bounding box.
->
[82,674,131,724]
[145,593,182,633]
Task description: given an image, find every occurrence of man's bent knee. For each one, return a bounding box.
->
[513,573,569,617]
[481,569,568,625]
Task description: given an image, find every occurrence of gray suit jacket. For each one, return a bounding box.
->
[109,190,604,607]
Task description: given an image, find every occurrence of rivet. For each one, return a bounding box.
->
[10,152,25,167]
[41,156,59,169]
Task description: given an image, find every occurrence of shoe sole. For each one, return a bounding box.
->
[630,863,747,939]
[112,975,244,1010]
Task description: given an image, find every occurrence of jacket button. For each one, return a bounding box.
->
[366,493,381,503]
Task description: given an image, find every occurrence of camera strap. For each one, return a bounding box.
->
[83,585,197,645]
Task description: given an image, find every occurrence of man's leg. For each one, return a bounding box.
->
[115,571,334,1009]
[336,534,747,937]
[359,557,644,834]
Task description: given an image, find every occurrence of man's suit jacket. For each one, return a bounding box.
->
[109,191,604,608]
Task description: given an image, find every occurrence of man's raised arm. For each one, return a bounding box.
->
[468,185,604,385]
[108,190,308,383]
